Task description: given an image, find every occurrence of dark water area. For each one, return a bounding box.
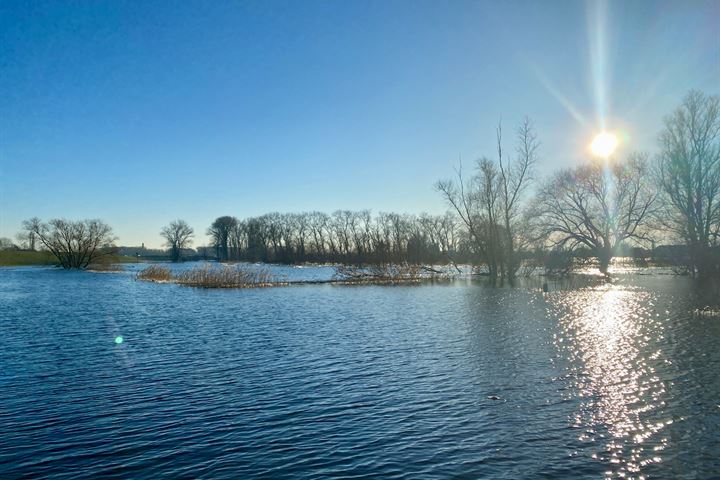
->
[1,265,719,479]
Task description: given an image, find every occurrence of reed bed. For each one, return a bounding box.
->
[136,265,173,282]
[137,264,280,288]
[175,264,279,288]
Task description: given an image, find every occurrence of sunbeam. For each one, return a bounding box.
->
[529,63,589,126]
[587,0,611,131]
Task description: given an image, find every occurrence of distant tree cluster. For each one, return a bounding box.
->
[205,211,462,265]
[0,237,19,250]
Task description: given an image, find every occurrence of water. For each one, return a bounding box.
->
[1,265,719,479]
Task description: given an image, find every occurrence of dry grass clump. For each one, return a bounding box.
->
[137,265,173,282]
[173,264,278,288]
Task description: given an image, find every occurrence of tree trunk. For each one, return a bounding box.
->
[598,246,612,275]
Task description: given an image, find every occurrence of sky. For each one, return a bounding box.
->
[1,0,718,248]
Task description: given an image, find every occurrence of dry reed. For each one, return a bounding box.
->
[175,264,278,288]
[137,264,279,288]
[136,265,173,282]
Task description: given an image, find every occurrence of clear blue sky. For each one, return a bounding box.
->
[1,0,718,247]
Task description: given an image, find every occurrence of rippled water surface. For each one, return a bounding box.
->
[1,265,719,479]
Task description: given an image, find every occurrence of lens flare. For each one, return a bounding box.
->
[114,336,124,344]
[590,132,618,158]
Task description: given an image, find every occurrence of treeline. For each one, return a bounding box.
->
[204,211,464,265]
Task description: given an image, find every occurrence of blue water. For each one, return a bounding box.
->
[1,266,719,478]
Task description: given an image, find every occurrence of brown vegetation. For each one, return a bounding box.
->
[136,264,279,288]
[137,265,173,282]
[174,264,278,288]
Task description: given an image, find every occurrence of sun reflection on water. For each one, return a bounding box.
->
[550,282,671,478]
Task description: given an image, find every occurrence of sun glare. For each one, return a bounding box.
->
[590,131,619,158]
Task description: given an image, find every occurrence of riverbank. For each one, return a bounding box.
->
[0,251,57,266]
[0,251,139,267]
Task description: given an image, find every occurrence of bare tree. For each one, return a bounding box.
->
[160,220,194,262]
[656,90,720,277]
[26,218,116,269]
[16,217,42,251]
[498,118,540,277]
[535,154,656,274]
[436,162,491,270]
[436,118,539,278]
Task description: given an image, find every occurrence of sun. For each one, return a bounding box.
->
[590,131,619,158]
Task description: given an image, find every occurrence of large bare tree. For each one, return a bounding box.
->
[26,218,116,269]
[656,90,720,276]
[160,220,194,262]
[535,153,656,274]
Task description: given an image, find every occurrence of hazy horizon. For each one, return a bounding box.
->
[2,0,718,248]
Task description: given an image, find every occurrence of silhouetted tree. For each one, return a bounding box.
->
[535,153,656,274]
[656,90,720,277]
[160,219,194,262]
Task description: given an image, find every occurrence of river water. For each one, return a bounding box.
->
[1,264,718,478]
